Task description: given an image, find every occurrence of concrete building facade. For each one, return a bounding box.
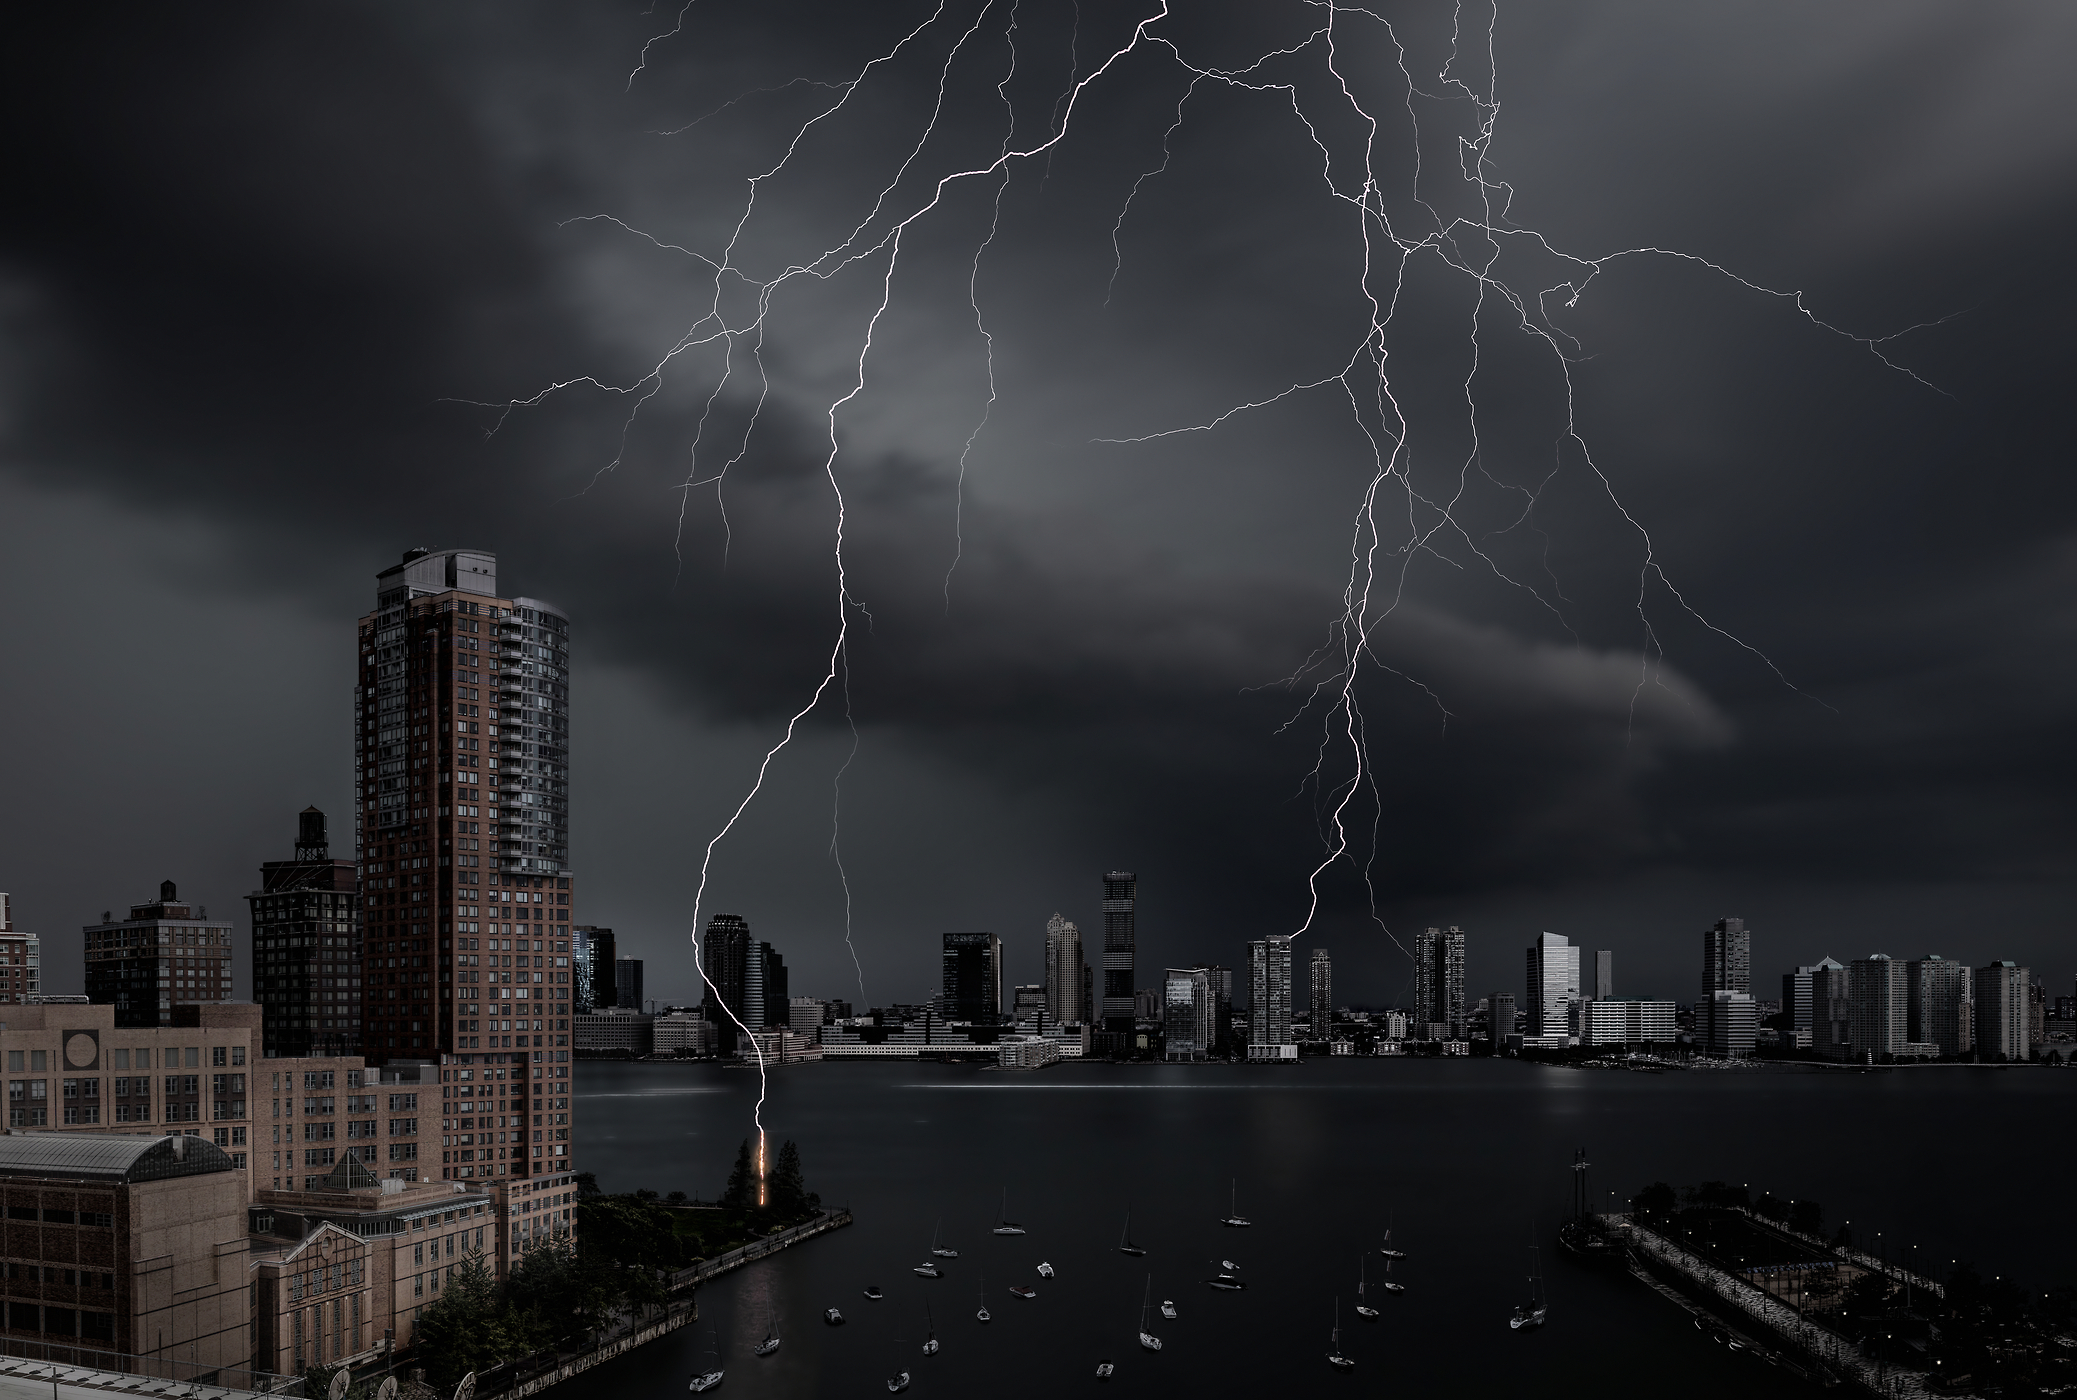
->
[1906,955,1972,1057]
[1246,935,1294,1057]
[1413,926,1467,1039]
[1974,961,2032,1062]
[1043,914,1084,1029]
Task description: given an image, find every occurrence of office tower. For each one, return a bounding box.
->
[1246,934,1294,1052]
[1847,955,1907,1061]
[1489,991,1516,1053]
[2028,979,2045,1050]
[1101,872,1137,1032]
[569,926,595,1011]
[1194,964,1234,1056]
[1782,963,1820,1042]
[1012,984,1046,1022]
[1310,948,1333,1039]
[1974,962,2031,1062]
[615,956,646,1014]
[1808,957,1851,1058]
[699,914,751,1053]
[1704,990,1758,1057]
[0,893,39,1004]
[788,997,828,1033]
[1905,955,1971,1057]
[1164,968,1212,1060]
[354,547,577,1185]
[1081,964,1094,1026]
[942,932,1004,1023]
[743,942,787,1029]
[1594,950,1614,1001]
[574,925,614,1008]
[83,881,235,1027]
[248,807,364,1059]
[1044,913,1084,1026]
[1702,917,1751,999]
[1524,932,1580,1038]
[1413,926,1467,1039]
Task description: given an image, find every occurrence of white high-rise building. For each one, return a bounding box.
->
[1247,935,1295,1059]
[1524,932,1580,1042]
[1164,968,1213,1060]
[1043,913,1084,1027]
[1974,961,2031,1062]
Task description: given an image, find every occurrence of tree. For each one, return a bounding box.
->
[573,1171,602,1200]
[665,1190,687,1205]
[1635,1182,1677,1218]
[410,1253,529,1387]
[1788,1199,1823,1237]
[722,1139,757,1209]
[769,1140,818,1217]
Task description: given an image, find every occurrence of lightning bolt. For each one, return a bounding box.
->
[475,1,1946,1138]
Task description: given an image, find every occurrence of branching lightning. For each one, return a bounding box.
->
[479,1,1944,1154]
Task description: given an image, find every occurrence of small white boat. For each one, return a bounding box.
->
[1509,1247,1547,1331]
[1036,1261,1055,1278]
[753,1319,780,1356]
[1138,1277,1163,1351]
[1356,1257,1379,1319]
[688,1327,725,1391]
[1159,1300,1177,1320]
[1219,1178,1251,1228]
[1379,1224,1406,1260]
[1008,1284,1037,1299]
[1220,1259,1241,1273]
[1327,1299,1356,1369]
[823,1309,844,1327]
[977,1270,991,1323]
[1095,1360,1115,1380]
[885,1372,911,1394]
[1205,1276,1245,1291]
[913,1263,942,1278]
[991,1188,1027,1236]
[931,1219,959,1259]
[863,1285,884,1300]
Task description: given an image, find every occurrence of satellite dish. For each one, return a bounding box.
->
[376,1379,398,1400]
[454,1373,477,1400]
[328,1369,352,1400]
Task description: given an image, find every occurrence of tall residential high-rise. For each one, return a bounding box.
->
[0,893,40,1004]
[1847,955,1908,1061]
[1101,872,1137,1032]
[1246,934,1295,1057]
[1783,962,1823,1044]
[699,914,752,1054]
[353,546,577,1187]
[1194,964,1234,1056]
[83,881,235,1027]
[574,925,614,1008]
[1906,955,1972,1057]
[1524,932,1580,1039]
[1488,991,1517,1053]
[248,807,364,1059]
[1082,963,1094,1026]
[1044,913,1084,1026]
[1164,968,1213,1060]
[1412,926,1467,1039]
[1309,948,1333,1038]
[615,956,646,1014]
[1810,957,1851,1058]
[570,926,596,1011]
[743,942,788,1029]
[942,932,1004,1023]
[1702,918,1751,999]
[1594,950,1614,1001]
[1974,961,2031,1062]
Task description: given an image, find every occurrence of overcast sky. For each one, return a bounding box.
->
[2,2,2073,1012]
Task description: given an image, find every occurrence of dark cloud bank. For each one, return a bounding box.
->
[1,2,2072,1006]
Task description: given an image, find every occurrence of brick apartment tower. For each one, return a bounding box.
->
[354,548,577,1191]
[249,807,362,1060]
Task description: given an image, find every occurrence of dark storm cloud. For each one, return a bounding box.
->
[2,2,2074,998]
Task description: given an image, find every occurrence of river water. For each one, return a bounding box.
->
[547,1058,2071,1399]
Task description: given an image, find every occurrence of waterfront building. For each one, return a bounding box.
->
[1488,992,1516,1053]
[1974,961,2031,1062]
[1413,926,1467,1039]
[741,1029,823,1064]
[1043,913,1084,1028]
[83,882,234,1027]
[1524,932,1580,1040]
[1163,968,1213,1061]
[614,956,645,1014]
[1246,935,1295,1059]
[0,1132,250,1373]
[653,1012,718,1056]
[1848,955,1908,1061]
[1702,990,1757,1058]
[0,892,42,1003]
[248,808,364,1060]
[743,942,787,1027]
[570,925,611,1010]
[1310,948,1333,1040]
[1702,917,1751,1000]
[999,1038,1061,1070]
[1594,949,1614,1000]
[1905,955,1972,1056]
[2028,979,2046,1051]
[573,1008,652,1056]
[1193,964,1234,1056]
[1381,1009,1409,1041]
[699,913,752,1051]
[788,997,828,1032]
[1810,957,1851,1058]
[941,932,1004,1023]
[1012,984,1046,1023]
[1782,960,1839,1047]
[818,1017,1087,1060]
[1100,872,1138,1032]
[1574,998,1678,1048]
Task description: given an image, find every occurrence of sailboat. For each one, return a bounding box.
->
[753,1314,782,1355]
[931,1219,959,1259]
[1509,1247,1547,1331]
[922,1303,940,1356]
[687,1328,725,1392]
[1356,1257,1379,1319]
[1327,1300,1356,1370]
[1138,1277,1163,1352]
[1117,1207,1147,1257]
[1379,1222,1407,1260]
[991,1188,1027,1236]
[976,1269,992,1324]
[1219,1178,1251,1228]
[1379,1251,1406,1295]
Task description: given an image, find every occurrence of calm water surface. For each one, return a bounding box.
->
[545,1058,2072,1399]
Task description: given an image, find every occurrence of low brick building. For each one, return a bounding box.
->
[0,1133,248,1373]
